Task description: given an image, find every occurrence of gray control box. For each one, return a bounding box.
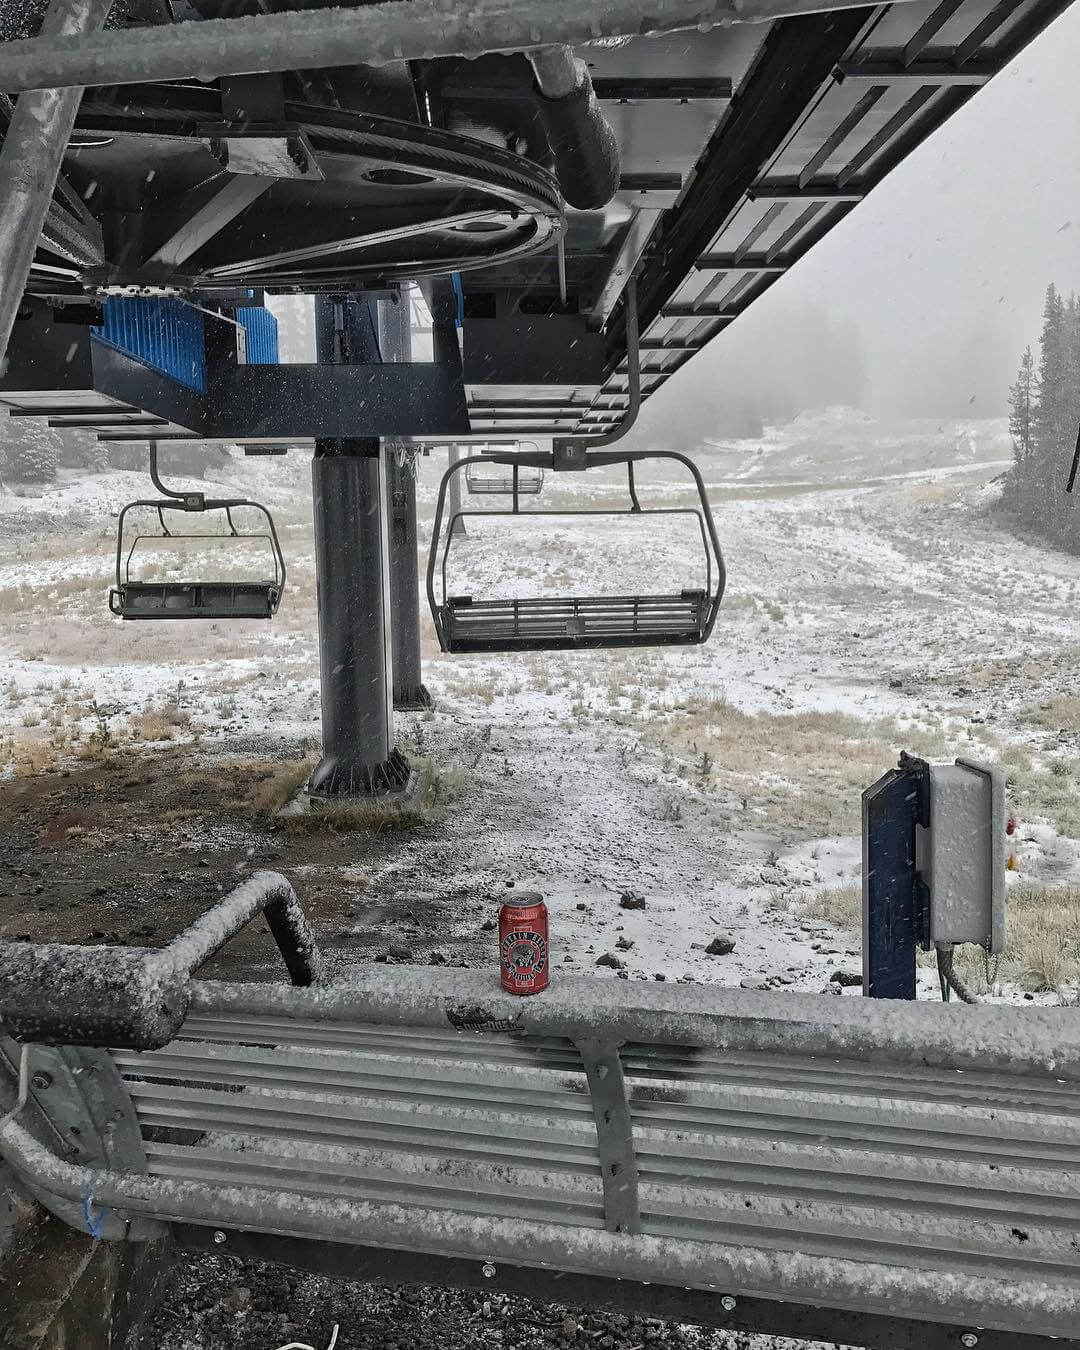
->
[915,757,1006,953]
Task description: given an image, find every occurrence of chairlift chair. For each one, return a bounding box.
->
[464,441,546,496]
[109,444,286,621]
[427,448,725,653]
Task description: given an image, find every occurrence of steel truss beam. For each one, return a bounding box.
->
[694,255,787,273]
[835,60,994,85]
[0,0,940,96]
[592,76,733,100]
[145,174,273,271]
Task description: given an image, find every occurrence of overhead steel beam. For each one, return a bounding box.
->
[200,208,505,280]
[41,190,105,267]
[694,255,786,273]
[0,0,936,96]
[901,0,969,63]
[835,60,995,85]
[587,206,663,327]
[749,183,865,201]
[620,172,683,193]
[145,174,273,270]
[0,0,114,370]
[798,87,884,187]
[659,304,738,318]
[592,77,733,100]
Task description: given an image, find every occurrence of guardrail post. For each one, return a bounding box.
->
[576,1040,641,1235]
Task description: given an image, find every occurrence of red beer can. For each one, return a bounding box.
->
[499,891,549,995]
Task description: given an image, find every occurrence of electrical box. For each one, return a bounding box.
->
[916,757,1006,954]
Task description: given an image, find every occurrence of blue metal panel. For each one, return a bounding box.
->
[93,298,207,392]
[862,759,928,1000]
[236,307,279,365]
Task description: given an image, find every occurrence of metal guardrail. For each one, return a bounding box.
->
[0,871,322,1049]
[2,884,1080,1344]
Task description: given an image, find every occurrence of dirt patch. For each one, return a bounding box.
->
[0,741,474,978]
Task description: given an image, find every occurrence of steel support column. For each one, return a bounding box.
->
[308,295,408,798]
[0,0,114,371]
[379,294,431,712]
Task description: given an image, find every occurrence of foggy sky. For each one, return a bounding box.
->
[686,2,1080,420]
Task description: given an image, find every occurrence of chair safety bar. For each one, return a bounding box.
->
[427,448,725,653]
[2,922,1080,1345]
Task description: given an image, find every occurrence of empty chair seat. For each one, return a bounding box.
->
[110,579,282,620]
[109,443,287,623]
[465,463,545,496]
[444,591,709,651]
[427,449,726,654]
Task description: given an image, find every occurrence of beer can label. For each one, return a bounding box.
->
[499,900,549,995]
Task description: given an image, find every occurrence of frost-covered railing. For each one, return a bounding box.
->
[2,884,1080,1346]
[0,871,323,1048]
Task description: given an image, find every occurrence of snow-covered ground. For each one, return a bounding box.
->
[2,408,1079,1013]
[5,408,1080,1350]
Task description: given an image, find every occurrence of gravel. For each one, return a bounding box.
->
[134,1254,823,1350]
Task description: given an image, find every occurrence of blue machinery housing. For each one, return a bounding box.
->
[92,298,279,394]
[235,305,280,366]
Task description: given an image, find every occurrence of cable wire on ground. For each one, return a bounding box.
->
[936,947,982,1004]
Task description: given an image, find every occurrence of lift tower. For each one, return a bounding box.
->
[309,295,410,798]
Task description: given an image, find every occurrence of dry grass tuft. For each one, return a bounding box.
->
[130,703,190,743]
[278,754,469,836]
[1004,884,1080,992]
[998,743,1080,840]
[1026,696,1080,733]
[800,883,861,931]
[641,694,952,839]
[280,798,427,836]
[794,881,1080,996]
[251,758,316,816]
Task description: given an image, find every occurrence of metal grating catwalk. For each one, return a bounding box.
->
[0,0,1070,445]
[462,0,1073,438]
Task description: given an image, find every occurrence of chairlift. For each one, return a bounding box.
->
[464,441,546,496]
[427,447,725,653]
[109,443,286,620]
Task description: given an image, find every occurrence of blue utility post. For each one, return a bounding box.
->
[861,754,929,999]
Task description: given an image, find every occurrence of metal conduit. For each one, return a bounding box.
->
[0,0,934,96]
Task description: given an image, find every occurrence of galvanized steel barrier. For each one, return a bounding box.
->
[1,878,1079,1346]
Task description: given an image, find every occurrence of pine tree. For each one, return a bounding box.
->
[1035,285,1068,456]
[1027,285,1069,536]
[1008,345,1037,462]
[0,421,59,482]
